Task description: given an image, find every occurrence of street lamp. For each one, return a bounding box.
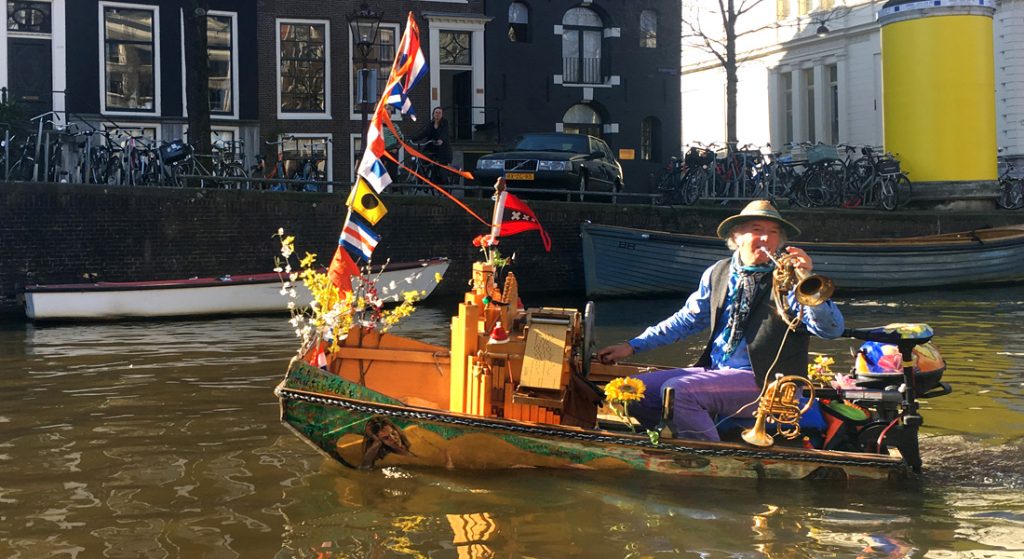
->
[348,1,382,163]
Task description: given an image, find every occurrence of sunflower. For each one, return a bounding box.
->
[604,377,646,403]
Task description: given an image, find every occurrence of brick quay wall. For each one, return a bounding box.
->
[2,182,1021,315]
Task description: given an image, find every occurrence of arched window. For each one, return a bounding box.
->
[640,10,657,48]
[561,7,603,84]
[508,2,530,42]
[563,104,602,137]
[640,116,661,161]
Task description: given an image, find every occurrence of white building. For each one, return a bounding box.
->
[681,0,1023,164]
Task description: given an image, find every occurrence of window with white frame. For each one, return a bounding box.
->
[8,0,51,33]
[350,134,362,182]
[102,123,159,153]
[562,7,603,84]
[508,2,529,42]
[827,63,838,144]
[350,23,397,116]
[562,103,601,137]
[776,0,790,20]
[207,14,234,115]
[781,72,793,145]
[639,10,656,49]
[278,20,329,116]
[439,30,471,65]
[804,67,815,143]
[101,4,157,113]
[103,123,158,139]
[280,134,331,181]
[778,0,834,19]
[640,116,660,161]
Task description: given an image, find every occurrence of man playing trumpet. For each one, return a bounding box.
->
[596,200,844,441]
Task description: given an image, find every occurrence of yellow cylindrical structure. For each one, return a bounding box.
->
[880,1,997,182]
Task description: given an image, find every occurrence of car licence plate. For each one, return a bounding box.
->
[505,172,534,181]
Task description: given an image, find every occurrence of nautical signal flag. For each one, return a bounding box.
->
[340,212,381,262]
[327,245,360,294]
[347,177,388,225]
[490,190,552,252]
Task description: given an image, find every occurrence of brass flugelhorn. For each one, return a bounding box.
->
[741,374,816,447]
[760,247,835,329]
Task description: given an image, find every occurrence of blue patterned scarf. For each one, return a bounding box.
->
[720,259,773,359]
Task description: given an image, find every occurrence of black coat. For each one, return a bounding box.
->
[412,118,452,164]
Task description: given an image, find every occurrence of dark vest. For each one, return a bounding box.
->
[694,259,810,387]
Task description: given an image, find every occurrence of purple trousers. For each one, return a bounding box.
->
[629,367,761,442]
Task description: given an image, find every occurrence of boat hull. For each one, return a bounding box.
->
[25,258,449,320]
[582,223,1024,298]
[277,361,906,481]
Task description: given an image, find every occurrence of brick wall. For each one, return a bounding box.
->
[2,182,1020,314]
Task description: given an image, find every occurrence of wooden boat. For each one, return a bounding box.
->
[276,258,949,481]
[24,257,449,320]
[581,222,1024,298]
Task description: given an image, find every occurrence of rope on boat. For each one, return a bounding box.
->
[277,388,902,470]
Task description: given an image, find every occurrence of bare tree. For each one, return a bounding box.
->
[182,0,211,158]
[683,0,775,148]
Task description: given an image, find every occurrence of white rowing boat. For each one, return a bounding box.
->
[24,258,449,320]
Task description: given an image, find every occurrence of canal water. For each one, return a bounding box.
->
[1,287,1023,558]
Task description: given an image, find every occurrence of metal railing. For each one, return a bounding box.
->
[563,57,602,84]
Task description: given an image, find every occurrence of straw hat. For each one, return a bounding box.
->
[716,200,801,239]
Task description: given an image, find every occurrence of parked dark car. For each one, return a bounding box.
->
[474,133,623,200]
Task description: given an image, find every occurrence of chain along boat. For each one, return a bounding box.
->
[581,222,1024,298]
[275,259,952,481]
[24,258,449,321]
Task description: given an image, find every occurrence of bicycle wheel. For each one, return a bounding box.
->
[8,157,35,181]
[800,169,830,207]
[895,173,912,208]
[656,169,683,204]
[680,174,701,205]
[655,168,681,193]
[683,170,707,204]
[843,159,874,207]
[1012,180,1024,210]
[790,176,813,208]
[223,165,248,189]
[998,178,1024,210]
[105,158,124,185]
[170,160,196,187]
[768,165,794,200]
[879,176,897,211]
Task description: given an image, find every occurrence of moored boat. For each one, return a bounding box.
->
[581,222,1024,298]
[24,257,449,321]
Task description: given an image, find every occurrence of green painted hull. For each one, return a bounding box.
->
[276,361,908,480]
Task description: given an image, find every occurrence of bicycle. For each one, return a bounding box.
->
[874,153,911,211]
[210,137,249,188]
[751,145,796,203]
[286,136,330,193]
[789,142,844,208]
[73,129,119,185]
[397,140,448,194]
[997,155,1023,210]
[654,155,685,205]
[250,137,290,191]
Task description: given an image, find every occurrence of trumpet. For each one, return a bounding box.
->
[760,247,835,329]
[741,374,816,447]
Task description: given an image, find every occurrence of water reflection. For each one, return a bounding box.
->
[0,287,1023,557]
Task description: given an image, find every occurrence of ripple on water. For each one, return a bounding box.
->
[922,434,1024,490]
